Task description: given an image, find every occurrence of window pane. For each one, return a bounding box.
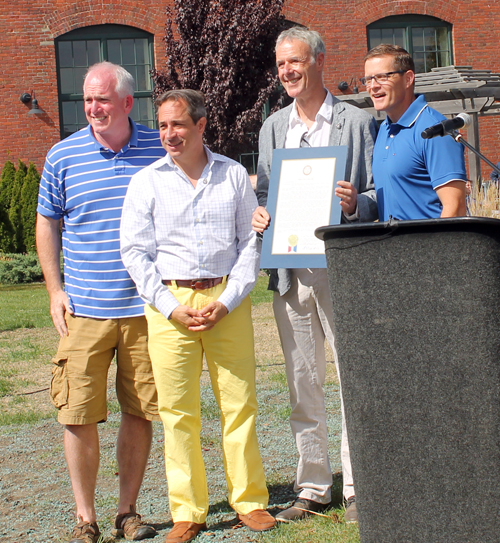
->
[60,68,75,94]
[136,65,151,91]
[393,28,405,47]
[438,51,450,66]
[73,41,87,67]
[108,40,121,64]
[127,66,138,90]
[381,28,394,42]
[58,42,73,68]
[413,52,425,74]
[368,29,383,47]
[87,40,101,65]
[412,28,424,51]
[62,101,77,125]
[130,98,155,128]
[139,97,153,121]
[426,51,438,71]
[121,39,136,65]
[424,27,436,49]
[74,67,87,93]
[76,101,86,126]
[135,39,148,64]
[436,27,448,51]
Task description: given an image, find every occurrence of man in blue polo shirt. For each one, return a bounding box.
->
[363,44,467,220]
[36,62,165,543]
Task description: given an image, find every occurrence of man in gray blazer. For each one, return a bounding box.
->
[252,27,378,524]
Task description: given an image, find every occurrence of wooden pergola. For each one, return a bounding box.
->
[337,66,500,181]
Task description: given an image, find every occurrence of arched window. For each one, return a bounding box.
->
[367,15,453,73]
[55,24,155,139]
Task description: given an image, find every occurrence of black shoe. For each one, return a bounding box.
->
[275,497,330,522]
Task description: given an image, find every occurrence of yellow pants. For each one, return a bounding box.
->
[145,282,268,523]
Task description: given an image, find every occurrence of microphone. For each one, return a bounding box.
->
[421,113,471,139]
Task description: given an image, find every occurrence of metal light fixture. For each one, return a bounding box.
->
[20,91,42,115]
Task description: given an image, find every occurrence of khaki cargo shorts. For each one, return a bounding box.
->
[50,314,159,425]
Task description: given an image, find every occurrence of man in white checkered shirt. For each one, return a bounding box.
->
[120,89,276,543]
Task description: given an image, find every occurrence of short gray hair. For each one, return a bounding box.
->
[276,27,326,61]
[84,61,135,98]
[155,89,207,124]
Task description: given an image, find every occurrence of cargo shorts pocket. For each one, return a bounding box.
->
[50,356,69,408]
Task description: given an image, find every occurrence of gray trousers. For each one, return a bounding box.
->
[273,268,354,502]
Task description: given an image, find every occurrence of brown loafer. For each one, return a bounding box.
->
[237,509,276,531]
[166,521,207,543]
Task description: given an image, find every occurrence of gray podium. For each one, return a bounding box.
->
[316,217,500,543]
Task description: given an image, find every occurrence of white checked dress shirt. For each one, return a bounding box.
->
[120,146,260,319]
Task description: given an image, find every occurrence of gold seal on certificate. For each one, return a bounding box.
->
[260,146,347,269]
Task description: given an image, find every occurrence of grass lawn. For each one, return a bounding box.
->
[0,276,359,543]
[0,283,53,331]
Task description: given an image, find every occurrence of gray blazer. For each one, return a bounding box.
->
[256,93,378,295]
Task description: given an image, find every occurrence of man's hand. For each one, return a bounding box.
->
[335,181,358,215]
[170,301,228,331]
[198,301,228,329]
[50,290,74,338]
[170,305,207,330]
[252,206,271,233]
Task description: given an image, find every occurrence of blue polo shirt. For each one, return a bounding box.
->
[373,94,466,221]
[37,120,165,319]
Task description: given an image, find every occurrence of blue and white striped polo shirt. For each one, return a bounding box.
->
[37,120,165,319]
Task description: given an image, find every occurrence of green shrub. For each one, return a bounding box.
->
[20,163,40,252]
[9,159,27,252]
[0,160,16,210]
[0,161,16,253]
[0,253,43,284]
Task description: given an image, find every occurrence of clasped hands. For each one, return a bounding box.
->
[171,301,228,331]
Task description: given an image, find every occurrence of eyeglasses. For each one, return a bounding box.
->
[360,71,406,86]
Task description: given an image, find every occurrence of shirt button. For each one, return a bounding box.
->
[199,240,203,245]
[390,135,394,138]
[385,146,389,149]
[203,179,208,184]
[201,264,206,269]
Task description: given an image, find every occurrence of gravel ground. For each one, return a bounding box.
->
[0,312,344,543]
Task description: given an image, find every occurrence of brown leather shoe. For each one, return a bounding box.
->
[111,505,157,540]
[69,517,100,543]
[237,509,276,531]
[166,521,207,543]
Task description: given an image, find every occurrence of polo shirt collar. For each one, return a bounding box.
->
[387,94,428,128]
[88,118,138,151]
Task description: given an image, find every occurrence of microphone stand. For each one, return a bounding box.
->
[450,130,500,178]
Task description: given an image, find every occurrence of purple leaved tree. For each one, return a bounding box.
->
[152,0,286,160]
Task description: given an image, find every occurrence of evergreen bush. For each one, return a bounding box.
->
[0,161,16,253]
[21,163,40,252]
[0,253,43,284]
[9,159,27,252]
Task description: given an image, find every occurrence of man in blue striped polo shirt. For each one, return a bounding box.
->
[36,62,165,543]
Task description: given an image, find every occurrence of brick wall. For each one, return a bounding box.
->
[1,1,167,171]
[2,0,499,177]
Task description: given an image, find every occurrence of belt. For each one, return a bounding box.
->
[162,277,224,290]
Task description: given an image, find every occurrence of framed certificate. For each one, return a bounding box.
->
[260,146,347,268]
